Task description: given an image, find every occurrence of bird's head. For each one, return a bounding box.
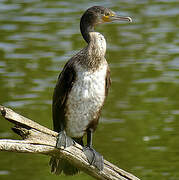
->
[80,6,132,43]
[81,6,132,26]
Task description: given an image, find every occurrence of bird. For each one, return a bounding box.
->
[49,6,132,175]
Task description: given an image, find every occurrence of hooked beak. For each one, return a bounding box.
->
[102,13,132,23]
[110,15,132,22]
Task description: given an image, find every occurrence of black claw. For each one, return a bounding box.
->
[56,131,74,149]
[83,147,104,171]
[83,147,95,164]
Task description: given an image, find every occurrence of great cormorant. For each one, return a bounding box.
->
[50,6,132,175]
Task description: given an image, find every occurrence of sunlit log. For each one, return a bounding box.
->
[0,105,140,180]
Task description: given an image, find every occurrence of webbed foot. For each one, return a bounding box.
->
[56,131,74,149]
[83,146,104,171]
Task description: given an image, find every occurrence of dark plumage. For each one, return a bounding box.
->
[49,6,132,175]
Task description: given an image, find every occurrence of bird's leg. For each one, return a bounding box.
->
[56,130,74,149]
[83,129,104,171]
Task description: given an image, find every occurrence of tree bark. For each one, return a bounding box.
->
[0,105,140,180]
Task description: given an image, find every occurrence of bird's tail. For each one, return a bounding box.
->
[49,137,83,175]
[49,157,79,175]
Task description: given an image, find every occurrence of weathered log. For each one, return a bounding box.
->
[0,105,140,180]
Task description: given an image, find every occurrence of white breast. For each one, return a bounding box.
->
[65,62,107,138]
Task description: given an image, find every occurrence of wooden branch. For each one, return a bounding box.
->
[0,105,140,180]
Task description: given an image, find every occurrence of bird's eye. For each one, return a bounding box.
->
[105,12,110,16]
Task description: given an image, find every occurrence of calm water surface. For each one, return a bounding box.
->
[0,0,179,180]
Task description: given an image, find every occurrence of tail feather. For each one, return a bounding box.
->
[49,137,83,175]
[49,157,79,175]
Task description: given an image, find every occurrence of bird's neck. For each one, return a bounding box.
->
[80,19,94,43]
[78,32,106,71]
[80,17,106,70]
[87,32,106,58]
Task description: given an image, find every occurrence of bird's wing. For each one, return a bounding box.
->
[105,66,111,96]
[52,61,76,132]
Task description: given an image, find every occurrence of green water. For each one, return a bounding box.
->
[0,0,179,180]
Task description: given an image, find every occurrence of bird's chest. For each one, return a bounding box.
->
[73,66,106,100]
[65,63,107,137]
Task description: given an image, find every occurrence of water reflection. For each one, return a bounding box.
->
[0,0,179,180]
